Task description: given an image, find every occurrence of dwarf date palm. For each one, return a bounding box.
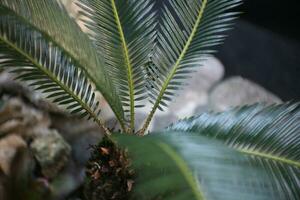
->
[0,0,299,199]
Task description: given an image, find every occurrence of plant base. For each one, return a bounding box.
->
[84,137,134,200]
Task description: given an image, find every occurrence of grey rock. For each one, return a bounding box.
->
[0,96,51,139]
[0,71,65,114]
[30,130,71,179]
[167,56,224,119]
[134,56,225,132]
[194,105,210,116]
[50,115,103,142]
[152,113,178,132]
[72,132,102,166]
[209,76,282,111]
[51,161,85,200]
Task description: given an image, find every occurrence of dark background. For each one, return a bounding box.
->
[216,0,300,100]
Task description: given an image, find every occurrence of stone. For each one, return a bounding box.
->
[50,161,85,199]
[167,56,224,119]
[0,134,27,175]
[0,97,51,139]
[135,56,225,131]
[209,76,282,111]
[30,130,71,179]
[0,71,68,114]
[151,113,178,132]
[72,132,102,166]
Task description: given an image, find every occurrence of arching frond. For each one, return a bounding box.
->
[141,0,242,134]
[168,103,300,200]
[0,10,110,134]
[116,133,278,200]
[77,0,156,132]
[0,0,126,130]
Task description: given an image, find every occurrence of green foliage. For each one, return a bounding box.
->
[0,13,104,128]
[0,0,125,132]
[141,0,242,132]
[77,0,156,132]
[0,0,241,134]
[116,103,299,199]
[116,134,276,200]
[0,0,299,199]
[168,103,300,199]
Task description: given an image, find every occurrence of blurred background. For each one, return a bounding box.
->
[218,0,300,101]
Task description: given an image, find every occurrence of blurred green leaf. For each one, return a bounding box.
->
[116,133,277,200]
[168,103,300,199]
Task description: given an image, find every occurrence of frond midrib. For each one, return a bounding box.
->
[239,149,300,168]
[0,34,111,134]
[157,142,204,200]
[110,0,135,132]
[141,0,208,134]
[0,5,126,131]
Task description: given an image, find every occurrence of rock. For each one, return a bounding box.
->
[30,130,71,179]
[209,76,282,111]
[51,161,85,200]
[72,132,102,166]
[0,71,68,114]
[50,114,103,141]
[0,134,27,175]
[135,56,225,131]
[194,105,210,115]
[152,113,178,131]
[0,97,51,139]
[167,56,224,118]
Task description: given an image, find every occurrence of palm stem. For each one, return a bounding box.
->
[110,0,135,133]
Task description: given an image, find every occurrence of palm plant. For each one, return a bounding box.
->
[0,0,299,199]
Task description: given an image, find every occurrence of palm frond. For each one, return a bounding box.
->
[168,103,300,200]
[0,11,111,134]
[116,133,277,200]
[0,0,126,129]
[77,0,156,132]
[141,0,242,133]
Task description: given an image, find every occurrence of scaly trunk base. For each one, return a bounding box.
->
[84,137,134,200]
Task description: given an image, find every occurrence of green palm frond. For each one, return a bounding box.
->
[0,13,112,134]
[168,103,300,199]
[141,0,242,133]
[116,133,277,200]
[77,0,156,132]
[0,0,126,130]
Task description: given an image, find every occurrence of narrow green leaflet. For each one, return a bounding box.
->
[0,0,125,128]
[77,0,156,131]
[0,13,112,133]
[115,134,277,200]
[141,0,242,133]
[168,103,300,200]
